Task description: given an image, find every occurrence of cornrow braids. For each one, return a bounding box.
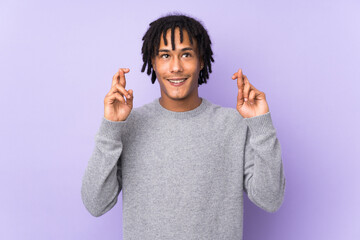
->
[141,14,214,85]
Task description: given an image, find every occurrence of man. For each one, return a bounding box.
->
[81,14,286,240]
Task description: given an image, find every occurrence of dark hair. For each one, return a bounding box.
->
[141,13,214,85]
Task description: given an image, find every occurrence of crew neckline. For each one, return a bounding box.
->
[152,97,210,119]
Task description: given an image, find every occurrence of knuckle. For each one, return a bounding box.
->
[104,95,111,101]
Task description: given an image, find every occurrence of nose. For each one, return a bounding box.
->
[170,57,183,73]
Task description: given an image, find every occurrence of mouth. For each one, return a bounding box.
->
[167,78,188,86]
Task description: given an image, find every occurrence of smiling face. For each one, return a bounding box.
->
[152,28,203,107]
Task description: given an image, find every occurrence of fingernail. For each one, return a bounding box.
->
[244,98,248,102]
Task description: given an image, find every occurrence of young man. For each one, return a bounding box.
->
[81,14,286,240]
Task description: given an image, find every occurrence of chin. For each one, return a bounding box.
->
[166,93,189,101]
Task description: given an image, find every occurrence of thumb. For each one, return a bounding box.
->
[126,89,134,108]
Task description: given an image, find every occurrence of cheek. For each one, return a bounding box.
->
[154,62,168,74]
[188,63,201,75]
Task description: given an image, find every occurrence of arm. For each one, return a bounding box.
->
[81,68,134,217]
[242,112,286,213]
[231,68,285,212]
[81,117,127,217]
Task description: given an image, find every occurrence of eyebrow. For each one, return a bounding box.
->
[158,47,194,53]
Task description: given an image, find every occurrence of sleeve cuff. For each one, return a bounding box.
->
[96,117,128,141]
[242,111,276,135]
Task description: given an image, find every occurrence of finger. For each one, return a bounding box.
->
[126,89,134,108]
[112,70,120,88]
[243,74,251,102]
[119,68,130,88]
[114,92,126,104]
[249,90,256,104]
[107,92,126,105]
[231,72,238,80]
[232,68,244,77]
[232,68,242,79]
[110,83,130,99]
[112,68,130,88]
[243,75,260,94]
[236,69,244,90]
[237,88,244,106]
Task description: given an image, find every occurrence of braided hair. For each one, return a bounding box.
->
[141,14,214,85]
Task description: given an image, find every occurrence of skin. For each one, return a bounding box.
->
[104,29,270,121]
[104,68,134,121]
[151,27,203,112]
[232,69,270,118]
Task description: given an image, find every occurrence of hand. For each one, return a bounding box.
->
[231,68,269,118]
[104,68,134,121]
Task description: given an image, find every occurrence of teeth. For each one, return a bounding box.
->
[168,79,185,83]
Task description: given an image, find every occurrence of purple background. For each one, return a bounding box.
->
[1,0,359,239]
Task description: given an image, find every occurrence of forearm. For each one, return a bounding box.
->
[81,118,127,217]
[243,112,286,213]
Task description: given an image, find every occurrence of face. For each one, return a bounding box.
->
[152,28,203,103]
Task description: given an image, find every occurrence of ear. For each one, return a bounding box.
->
[200,59,204,70]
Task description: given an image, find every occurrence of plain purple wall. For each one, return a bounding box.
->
[1,0,359,239]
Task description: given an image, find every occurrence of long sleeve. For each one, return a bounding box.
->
[81,117,128,217]
[242,112,286,213]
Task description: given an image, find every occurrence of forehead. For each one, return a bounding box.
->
[158,27,197,50]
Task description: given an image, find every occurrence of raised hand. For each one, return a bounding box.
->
[231,68,269,118]
[104,68,134,122]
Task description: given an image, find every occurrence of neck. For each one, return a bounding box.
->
[159,95,202,112]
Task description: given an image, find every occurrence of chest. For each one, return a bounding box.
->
[121,119,242,185]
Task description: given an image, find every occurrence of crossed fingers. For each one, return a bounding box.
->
[231,68,260,105]
[110,68,131,99]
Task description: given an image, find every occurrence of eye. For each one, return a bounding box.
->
[160,54,170,59]
[182,52,192,58]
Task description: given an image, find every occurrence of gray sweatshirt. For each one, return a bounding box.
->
[81,97,286,240]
